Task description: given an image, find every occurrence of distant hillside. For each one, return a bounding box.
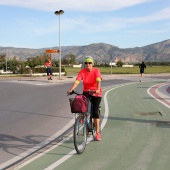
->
[0,39,170,63]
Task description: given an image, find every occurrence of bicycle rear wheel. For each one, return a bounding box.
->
[74,115,87,154]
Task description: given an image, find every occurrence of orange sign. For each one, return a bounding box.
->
[46,49,60,53]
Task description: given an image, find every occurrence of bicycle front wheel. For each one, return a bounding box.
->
[74,115,87,154]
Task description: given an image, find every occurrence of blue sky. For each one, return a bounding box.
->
[0,0,170,49]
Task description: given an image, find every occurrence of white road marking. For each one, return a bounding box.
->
[44,83,136,170]
[13,85,116,170]
[0,119,75,170]
[147,83,170,109]
[3,82,143,169]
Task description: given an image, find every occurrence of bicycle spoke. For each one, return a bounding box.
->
[74,115,86,154]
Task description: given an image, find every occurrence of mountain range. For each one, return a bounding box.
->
[0,39,170,63]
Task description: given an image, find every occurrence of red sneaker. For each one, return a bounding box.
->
[95,132,101,141]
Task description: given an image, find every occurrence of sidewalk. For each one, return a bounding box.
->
[0,73,169,82]
[0,75,76,83]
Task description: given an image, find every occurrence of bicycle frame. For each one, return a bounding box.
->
[74,108,92,136]
[69,90,101,154]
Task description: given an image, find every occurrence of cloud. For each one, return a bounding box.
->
[3,1,167,37]
[0,0,152,12]
[60,6,170,35]
[128,7,170,23]
[147,7,170,21]
[11,17,57,36]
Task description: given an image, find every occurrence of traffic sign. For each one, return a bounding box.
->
[46,49,60,53]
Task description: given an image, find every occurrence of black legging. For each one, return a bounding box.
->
[83,92,102,118]
[90,96,101,118]
[46,67,52,76]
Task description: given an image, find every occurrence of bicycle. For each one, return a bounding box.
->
[68,90,101,154]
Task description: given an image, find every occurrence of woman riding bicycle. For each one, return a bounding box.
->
[67,56,102,141]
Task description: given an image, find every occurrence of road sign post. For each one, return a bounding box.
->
[45,49,60,77]
[45,49,60,53]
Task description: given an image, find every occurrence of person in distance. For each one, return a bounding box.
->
[139,61,146,82]
[45,58,53,80]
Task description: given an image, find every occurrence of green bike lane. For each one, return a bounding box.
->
[15,80,170,170]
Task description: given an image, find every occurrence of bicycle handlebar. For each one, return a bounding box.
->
[69,90,80,95]
[68,90,96,96]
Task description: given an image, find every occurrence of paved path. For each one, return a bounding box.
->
[148,82,170,109]
[10,79,170,170]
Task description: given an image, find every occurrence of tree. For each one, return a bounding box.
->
[53,60,59,67]
[62,54,76,64]
[116,60,124,67]
[0,54,6,70]
[7,56,23,73]
[25,57,36,68]
[24,53,50,68]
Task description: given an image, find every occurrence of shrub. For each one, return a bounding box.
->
[22,67,65,74]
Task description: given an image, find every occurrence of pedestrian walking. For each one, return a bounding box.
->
[45,58,52,80]
[139,61,146,82]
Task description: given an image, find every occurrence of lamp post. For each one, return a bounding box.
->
[110,49,114,74]
[5,50,7,75]
[54,10,64,80]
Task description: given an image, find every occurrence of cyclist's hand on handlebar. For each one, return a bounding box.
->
[89,91,94,95]
[67,90,75,95]
[96,89,100,94]
[67,90,72,95]
[88,90,97,95]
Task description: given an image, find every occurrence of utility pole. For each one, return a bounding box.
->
[5,50,7,75]
[110,52,113,74]
[54,10,64,80]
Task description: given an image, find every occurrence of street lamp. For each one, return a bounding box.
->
[111,53,113,74]
[5,50,7,75]
[54,10,64,80]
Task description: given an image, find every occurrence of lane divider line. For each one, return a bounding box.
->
[12,81,140,169]
[44,83,136,170]
[147,83,170,109]
[1,80,166,169]
[14,85,116,170]
[0,119,75,170]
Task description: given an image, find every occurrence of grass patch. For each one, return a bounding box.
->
[65,66,170,76]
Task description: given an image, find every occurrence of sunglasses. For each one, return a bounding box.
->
[85,62,92,65]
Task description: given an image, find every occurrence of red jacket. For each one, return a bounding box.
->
[45,61,52,67]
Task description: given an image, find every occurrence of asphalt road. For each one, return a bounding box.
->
[0,80,73,166]
[0,77,132,169]
[8,77,169,170]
